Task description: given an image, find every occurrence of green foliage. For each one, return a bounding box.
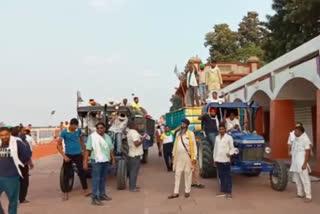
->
[205,12,266,63]
[263,0,320,62]
[238,11,267,48]
[204,24,239,62]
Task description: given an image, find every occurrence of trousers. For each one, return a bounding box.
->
[91,160,109,199]
[216,162,232,194]
[163,143,173,171]
[19,165,29,202]
[0,176,20,214]
[199,83,206,104]
[188,86,200,107]
[63,154,88,192]
[128,156,141,190]
[173,152,192,194]
[293,170,312,199]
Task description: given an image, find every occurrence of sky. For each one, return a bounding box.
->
[0,0,274,126]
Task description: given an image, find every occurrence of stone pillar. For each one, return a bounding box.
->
[269,100,295,159]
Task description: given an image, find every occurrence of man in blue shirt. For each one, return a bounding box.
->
[0,127,31,214]
[57,118,89,201]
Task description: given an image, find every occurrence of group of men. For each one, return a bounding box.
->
[183,61,224,107]
[56,117,149,207]
[0,126,34,214]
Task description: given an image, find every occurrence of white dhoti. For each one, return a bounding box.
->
[173,151,193,194]
[293,169,312,199]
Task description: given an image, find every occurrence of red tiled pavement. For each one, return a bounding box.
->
[3,147,320,214]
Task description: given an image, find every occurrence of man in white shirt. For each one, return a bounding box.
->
[289,126,312,203]
[213,124,235,199]
[225,112,241,132]
[206,91,225,104]
[186,65,200,107]
[127,122,148,192]
[288,122,313,156]
[109,113,128,154]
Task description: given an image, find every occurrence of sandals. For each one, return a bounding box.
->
[168,194,179,199]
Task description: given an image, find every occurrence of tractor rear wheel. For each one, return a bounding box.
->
[199,136,216,178]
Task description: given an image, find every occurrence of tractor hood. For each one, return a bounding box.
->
[230,131,264,144]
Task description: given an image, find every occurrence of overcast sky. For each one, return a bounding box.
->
[0,0,273,126]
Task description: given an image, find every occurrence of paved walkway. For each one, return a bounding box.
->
[3,147,320,214]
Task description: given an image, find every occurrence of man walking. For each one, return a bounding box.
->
[214,124,235,199]
[127,122,148,192]
[0,127,31,214]
[57,118,90,200]
[84,122,115,206]
[168,119,197,199]
[289,126,312,203]
[11,127,33,204]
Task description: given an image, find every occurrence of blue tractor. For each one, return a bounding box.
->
[166,102,288,191]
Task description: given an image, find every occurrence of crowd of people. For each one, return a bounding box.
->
[0,106,315,213]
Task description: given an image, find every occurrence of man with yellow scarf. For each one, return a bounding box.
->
[168,119,197,199]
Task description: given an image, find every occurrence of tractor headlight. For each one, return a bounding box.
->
[234,148,240,155]
[265,147,272,154]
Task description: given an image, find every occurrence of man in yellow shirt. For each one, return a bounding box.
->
[131,97,147,116]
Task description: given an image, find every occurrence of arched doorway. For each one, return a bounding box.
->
[275,77,318,159]
[250,90,271,142]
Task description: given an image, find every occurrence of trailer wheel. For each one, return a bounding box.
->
[199,136,216,178]
[59,163,74,193]
[117,159,127,190]
[270,160,288,191]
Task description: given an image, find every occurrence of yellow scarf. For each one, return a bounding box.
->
[173,129,195,160]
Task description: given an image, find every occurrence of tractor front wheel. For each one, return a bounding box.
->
[270,160,288,191]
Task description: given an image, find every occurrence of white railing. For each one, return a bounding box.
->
[31,128,58,144]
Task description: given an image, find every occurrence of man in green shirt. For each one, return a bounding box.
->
[84,123,115,206]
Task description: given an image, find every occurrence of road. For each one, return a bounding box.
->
[3,147,320,214]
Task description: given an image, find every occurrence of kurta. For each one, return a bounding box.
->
[206,66,223,91]
[289,134,311,173]
[173,131,197,172]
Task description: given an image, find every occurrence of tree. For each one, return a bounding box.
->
[169,95,182,112]
[263,0,320,62]
[238,11,267,47]
[236,43,265,64]
[204,24,239,62]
